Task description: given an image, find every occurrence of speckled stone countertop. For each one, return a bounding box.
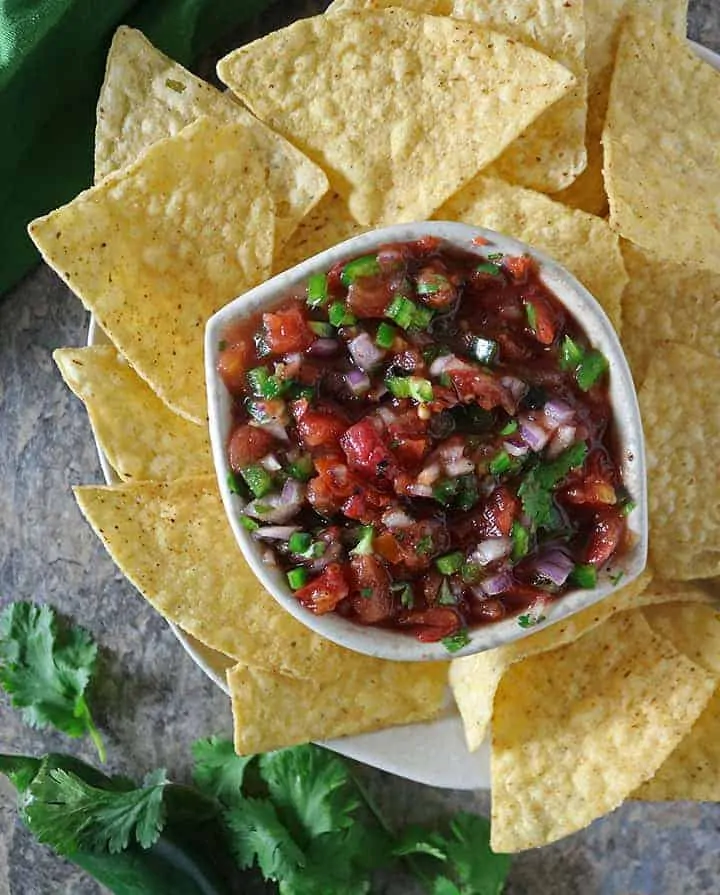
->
[1,3,719,893]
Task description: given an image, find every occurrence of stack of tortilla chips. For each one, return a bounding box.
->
[29,1,720,853]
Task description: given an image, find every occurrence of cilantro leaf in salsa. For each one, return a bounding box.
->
[518,443,588,528]
[0,602,105,761]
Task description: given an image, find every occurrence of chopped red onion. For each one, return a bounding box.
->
[348,332,385,371]
[500,375,528,403]
[307,337,341,357]
[474,570,514,596]
[519,417,551,452]
[244,478,305,524]
[445,457,475,477]
[345,369,371,395]
[543,399,575,427]
[417,462,442,486]
[376,405,397,426]
[504,440,529,458]
[259,453,282,472]
[546,424,577,458]
[261,548,277,566]
[406,482,434,498]
[382,508,415,529]
[251,420,289,443]
[253,525,301,541]
[530,547,574,587]
[429,353,472,377]
[470,537,512,566]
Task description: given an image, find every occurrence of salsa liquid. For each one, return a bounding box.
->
[218,238,632,650]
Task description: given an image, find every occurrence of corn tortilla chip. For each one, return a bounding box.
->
[554,0,688,215]
[94,27,328,251]
[437,174,626,331]
[327,0,451,13]
[639,346,720,580]
[30,117,276,423]
[217,9,576,226]
[635,603,720,801]
[620,242,720,385]
[54,347,212,482]
[491,610,716,851]
[272,193,367,275]
[450,572,651,752]
[603,16,720,272]
[452,0,587,193]
[228,660,447,755]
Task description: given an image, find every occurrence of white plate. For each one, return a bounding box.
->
[87,38,719,790]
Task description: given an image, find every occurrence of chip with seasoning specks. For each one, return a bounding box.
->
[491,610,716,852]
[30,117,277,423]
[217,9,576,225]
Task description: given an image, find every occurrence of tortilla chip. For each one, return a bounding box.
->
[437,174,626,331]
[94,27,328,251]
[491,610,716,851]
[639,345,720,580]
[554,0,688,215]
[30,117,276,423]
[620,242,720,385]
[54,347,212,482]
[450,571,651,752]
[327,0,451,12]
[228,660,447,755]
[635,603,720,801]
[452,0,587,193]
[640,577,720,607]
[217,9,576,226]
[603,15,720,272]
[272,193,368,274]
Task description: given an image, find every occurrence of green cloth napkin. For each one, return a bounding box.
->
[0,0,274,297]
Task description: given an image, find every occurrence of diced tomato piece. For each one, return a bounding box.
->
[217,341,253,394]
[453,485,519,543]
[449,369,516,414]
[326,260,346,295]
[396,519,449,572]
[294,563,349,615]
[348,555,395,624]
[340,419,397,480]
[292,400,347,449]
[422,569,443,605]
[374,531,405,564]
[393,436,430,469]
[412,235,442,256]
[263,305,315,355]
[586,509,625,566]
[428,385,461,412]
[347,276,395,318]
[504,254,535,283]
[228,424,278,472]
[525,294,560,346]
[342,491,391,524]
[471,235,491,246]
[415,262,458,309]
[387,407,429,438]
[398,607,461,642]
[561,448,618,507]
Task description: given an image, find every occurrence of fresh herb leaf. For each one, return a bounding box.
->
[0,602,104,761]
[225,795,305,881]
[609,570,625,586]
[518,444,588,528]
[191,736,253,804]
[442,813,511,895]
[0,753,42,793]
[23,766,167,855]
[259,745,359,841]
[518,614,545,629]
[442,629,470,654]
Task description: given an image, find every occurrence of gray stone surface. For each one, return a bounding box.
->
[1,2,718,893]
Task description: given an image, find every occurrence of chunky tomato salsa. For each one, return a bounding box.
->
[218,238,633,651]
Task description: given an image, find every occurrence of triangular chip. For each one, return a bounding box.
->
[452,0,587,193]
[620,241,720,385]
[94,27,328,251]
[54,346,212,482]
[228,660,447,755]
[30,117,276,423]
[436,174,626,331]
[217,9,575,225]
[603,16,720,272]
[491,610,716,851]
[639,345,720,580]
[450,571,651,752]
[554,0,687,215]
[327,0,451,12]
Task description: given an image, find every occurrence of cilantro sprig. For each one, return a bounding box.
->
[0,602,105,761]
[517,442,588,529]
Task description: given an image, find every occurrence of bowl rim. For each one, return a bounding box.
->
[205,220,648,662]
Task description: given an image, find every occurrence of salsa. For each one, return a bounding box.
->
[218,237,633,651]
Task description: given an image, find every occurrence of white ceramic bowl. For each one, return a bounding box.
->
[205,221,647,662]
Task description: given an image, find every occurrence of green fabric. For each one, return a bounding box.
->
[0,0,274,297]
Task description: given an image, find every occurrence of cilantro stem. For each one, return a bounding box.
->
[85,710,106,764]
[349,770,436,890]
